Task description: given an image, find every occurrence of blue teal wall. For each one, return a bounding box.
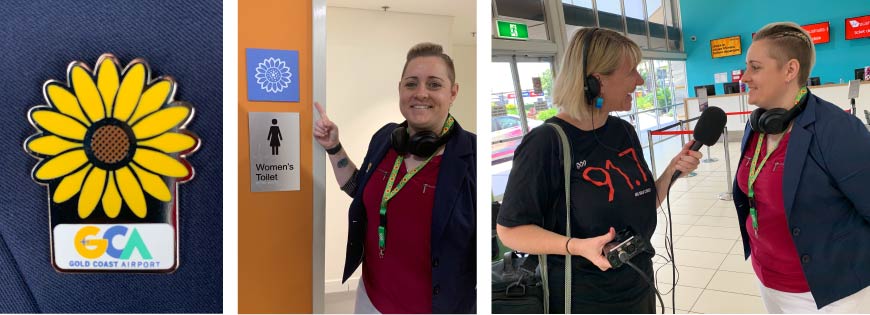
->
[680,0,870,96]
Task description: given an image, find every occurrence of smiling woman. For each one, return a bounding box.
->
[496,27,702,314]
[314,42,476,314]
[732,22,870,313]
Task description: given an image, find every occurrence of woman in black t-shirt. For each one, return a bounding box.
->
[496,28,702,313]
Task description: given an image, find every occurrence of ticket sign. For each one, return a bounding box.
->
[710,35,742,59]
[248,112,300,192]
[802,22,830,44]
[846,15,870,40]
[496,20,529,40]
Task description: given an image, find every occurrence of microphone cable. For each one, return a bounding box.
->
[625,260,665,314]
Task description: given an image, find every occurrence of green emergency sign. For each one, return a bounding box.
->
[496,20,529,40]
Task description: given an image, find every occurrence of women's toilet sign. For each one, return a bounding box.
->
[248,112,300,192]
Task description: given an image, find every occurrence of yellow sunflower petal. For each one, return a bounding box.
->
[115,167,147,218]
[129,80,172,125]
[132,106,190,139]
[114,63,146,122]
[131,164,172,202]
[133,149,189,178]
[27,135,83,156]
[52,165,91,203]
[97,58,120,117]
[102,172,122,218]
[46,84,89,125]
[71,65,106,122]
[34,149,88,180]
[137,132,196,153]
[31,111,87,140]
[78,167,107,219]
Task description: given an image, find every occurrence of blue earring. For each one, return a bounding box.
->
[594,97,604,109]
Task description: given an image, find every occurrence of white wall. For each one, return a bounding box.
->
[324,6,477,293]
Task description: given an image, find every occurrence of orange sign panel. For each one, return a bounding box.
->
[710,35,742,59]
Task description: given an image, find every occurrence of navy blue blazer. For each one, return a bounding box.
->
[733,92,870,308]
[342,121,477,313]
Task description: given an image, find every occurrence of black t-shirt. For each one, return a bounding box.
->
[497,116,658,310]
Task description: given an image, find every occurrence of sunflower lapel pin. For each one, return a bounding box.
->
[24,54,199,273]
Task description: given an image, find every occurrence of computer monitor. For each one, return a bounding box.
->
[856,68,865,81]
[694,84,715,97]
[723,82,741,94]
[808,77,821,86]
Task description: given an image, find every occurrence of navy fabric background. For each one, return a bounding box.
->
[0,1,222,313]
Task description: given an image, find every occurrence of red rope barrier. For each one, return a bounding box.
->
[650,130,693,136]
[726,111,752,116]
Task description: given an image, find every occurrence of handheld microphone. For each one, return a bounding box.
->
[671,106,727,181]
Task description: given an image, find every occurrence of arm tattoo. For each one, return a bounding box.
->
[337,157,349,168]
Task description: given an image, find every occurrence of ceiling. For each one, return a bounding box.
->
[327,0,477,46]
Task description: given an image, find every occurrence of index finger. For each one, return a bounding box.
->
[314,102,328,119]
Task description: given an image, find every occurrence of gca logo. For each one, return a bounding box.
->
[74,226,152,260]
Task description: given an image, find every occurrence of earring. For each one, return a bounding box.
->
[594,97,604,109]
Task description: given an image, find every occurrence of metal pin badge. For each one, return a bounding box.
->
[24,53,199,273]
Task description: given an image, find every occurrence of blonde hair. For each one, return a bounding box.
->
[402,42,455,84]
[554,28,642,121]
[753,22,815,86]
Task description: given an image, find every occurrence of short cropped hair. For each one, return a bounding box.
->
[554,28,642,121]
[753,22,815,86]
[402,42,456,84]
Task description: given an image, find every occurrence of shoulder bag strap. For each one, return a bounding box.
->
[539,122,573,314]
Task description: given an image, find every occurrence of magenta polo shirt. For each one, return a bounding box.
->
[737,131,811,293]
[361,149,440,313]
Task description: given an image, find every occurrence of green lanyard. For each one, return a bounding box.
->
[378,115,454,258]
[747,87,807,236]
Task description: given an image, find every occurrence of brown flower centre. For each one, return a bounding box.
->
[90,125,130,164]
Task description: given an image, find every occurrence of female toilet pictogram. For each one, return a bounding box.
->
[267,118,282,155]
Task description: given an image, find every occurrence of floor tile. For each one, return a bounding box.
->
[710,199,738,208]
[674,236,735,254]
[654,223,691,236]
[691,289,766,314]
[668,214,702,225]
[325,290,356,314]
[682,225,740,240]
[671,249,727,269]
[703,206,737,218]
[688,186,726,193]
[676,192,720,200]
[669,204,713,216]
[706,271,760,296]
[693,215,738,228]
[718,254,754,274]
[654,265,716,289]
[730,241,746,255]
[654,285,704,311]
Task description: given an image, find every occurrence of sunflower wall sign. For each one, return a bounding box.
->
[24,54,199,272]
[245,48,299,102]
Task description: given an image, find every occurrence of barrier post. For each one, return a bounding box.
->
[718,126,734,201]
[648,130,657,180]
[702,146,718,163]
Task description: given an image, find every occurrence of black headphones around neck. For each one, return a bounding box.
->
[390,118,456,157]
[749,91,809,134]
[581,28,602,108]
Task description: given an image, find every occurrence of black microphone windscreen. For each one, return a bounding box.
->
[693,106,727,146]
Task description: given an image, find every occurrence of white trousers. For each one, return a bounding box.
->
[354,280,382,314]
[758,280,870,313]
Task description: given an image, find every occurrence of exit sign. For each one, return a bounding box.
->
[496,20,529,40]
